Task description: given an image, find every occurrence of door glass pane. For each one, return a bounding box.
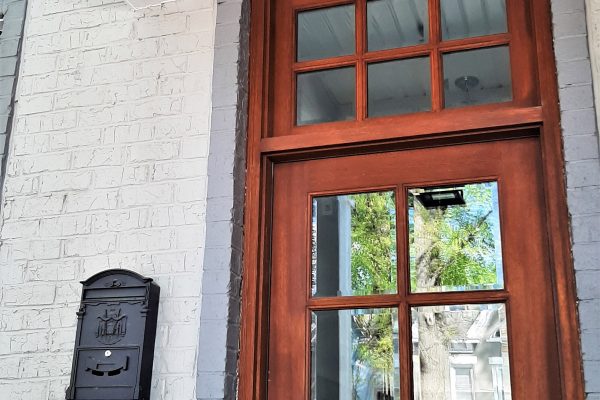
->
[411,304,512,400]
[312,308,400,400]
[367,0,428,51]
[408,182,503,293]
[441,0,508,41]
[312,191,397,297]
[297,67,356,126]
[443,46,512,108]
[368,57,431,118]
[297,5,355,62]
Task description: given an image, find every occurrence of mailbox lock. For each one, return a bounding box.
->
[105,350,112,357]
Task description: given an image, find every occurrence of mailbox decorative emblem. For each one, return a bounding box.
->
[66,269,160,400]
[96,308,128,345]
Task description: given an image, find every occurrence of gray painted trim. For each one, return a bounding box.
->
[0,0,27,206]
[196,0,249,399]
[550,0,600,398]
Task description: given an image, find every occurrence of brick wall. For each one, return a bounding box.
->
[0,1,217,399]
[552,0,600,398]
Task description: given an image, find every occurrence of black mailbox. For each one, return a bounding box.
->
[66,269,160,400]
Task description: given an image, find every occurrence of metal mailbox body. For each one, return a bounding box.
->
[66,269,160,400]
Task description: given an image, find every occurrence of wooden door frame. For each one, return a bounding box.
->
[238,0,585,399]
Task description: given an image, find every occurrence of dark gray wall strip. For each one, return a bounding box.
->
[197,0,250,399]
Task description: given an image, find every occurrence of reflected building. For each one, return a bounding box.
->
[412,305,511,400]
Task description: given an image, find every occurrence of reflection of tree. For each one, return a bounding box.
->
[351,193,397,296]
[347,185,498,399]
[350,192,397,398]
[411,185,497,291]
[411,184,497,399]
[354,313,394,371]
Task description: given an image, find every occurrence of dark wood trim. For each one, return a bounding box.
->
[263,106,543,153]
[265,129,538,164]
[399,303,412,400]
[356,0,366,122]
[293,33,511,72]
[238,0,586,399]
[238,0,271,399]
[430,0,443,111]
[306,291,510,310]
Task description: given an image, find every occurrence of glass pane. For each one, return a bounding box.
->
[312,308,400,400]
[443,46,512,108]
[297,67,356,126]
[368,57,431,118]
[312,191,397,297]
[297,5,355,62]
[408,182,503,293]
[441,0,508,41]
[412,304,512,400]
[367,0,428,51]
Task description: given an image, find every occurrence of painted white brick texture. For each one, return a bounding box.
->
[0,1,217,399]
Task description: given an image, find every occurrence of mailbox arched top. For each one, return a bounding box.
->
[82,269,154,289]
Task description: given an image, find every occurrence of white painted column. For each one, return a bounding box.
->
[586,0,600,150]
[338,196,353,399]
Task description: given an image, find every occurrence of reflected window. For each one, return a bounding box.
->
[297,5,355,62]
[441,0,508,41]
[312,191,397,297]
[367,0,428,51]
[368,57,431,117]
[312,308,400,400]
[412,304,512,399]
[409,182,503,293]
[452,367,475,400]
[297,67,356,126]
[443,46,512,108]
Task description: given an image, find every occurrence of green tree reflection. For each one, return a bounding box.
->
[349,184,498,399]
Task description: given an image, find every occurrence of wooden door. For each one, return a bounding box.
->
[269,138,561,399]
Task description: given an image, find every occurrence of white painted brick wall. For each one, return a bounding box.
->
[0,0,217,399]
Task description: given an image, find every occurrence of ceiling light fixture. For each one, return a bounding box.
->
[416,189,466,209]
[455,75,480,104]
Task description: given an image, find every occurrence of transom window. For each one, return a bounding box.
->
[270,0,536,137]
[295,0,512,125]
